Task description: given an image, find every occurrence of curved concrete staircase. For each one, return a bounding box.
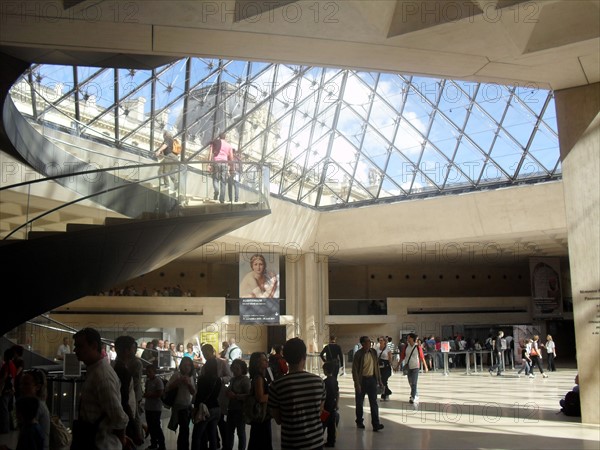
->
[0,54,270,335]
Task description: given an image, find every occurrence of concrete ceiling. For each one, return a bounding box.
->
[176,181,569,266]
[0,0,598,90]
[0,0,577,267]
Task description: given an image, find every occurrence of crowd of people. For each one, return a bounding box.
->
[0,328,572,450]
[96,285,194,298]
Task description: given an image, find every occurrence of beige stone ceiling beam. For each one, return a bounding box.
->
[0,0,598,90]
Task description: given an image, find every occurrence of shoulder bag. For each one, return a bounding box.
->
[162,378,177,408]
[243,377,268,424]
[402,346,417,376]
[49,415,72,449]
[193,379,217,424]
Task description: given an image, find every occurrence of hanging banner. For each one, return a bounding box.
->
[239,253,280,324]
[529,257,563,319]
[240,298,280,324]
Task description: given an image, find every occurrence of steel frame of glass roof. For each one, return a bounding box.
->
[16,58,561,210]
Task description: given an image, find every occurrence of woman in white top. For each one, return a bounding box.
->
[169,342,178,369]
[545,335,557,372]
[175,343,185,366]
[376,337,393,401]
[402,333,426,404]
[165,356,196,450]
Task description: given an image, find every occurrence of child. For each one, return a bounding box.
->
[322,361,339,448]
[224,359,251,450]
[143,365,166,450]
[0,396,44,450]
[517,340,533,378]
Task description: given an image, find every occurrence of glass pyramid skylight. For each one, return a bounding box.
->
[14,58,560,210]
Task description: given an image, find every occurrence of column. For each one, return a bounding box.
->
[555,82,600,425]
[285,253,329,356]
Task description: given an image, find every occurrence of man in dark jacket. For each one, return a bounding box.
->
[319,335,344,377]
[351,336,384,432]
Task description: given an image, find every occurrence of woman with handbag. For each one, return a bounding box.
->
[530,335,548,378]
[191,358,221,450]
[376,337,393,401]
[247,352,272,450]
[166,356,196,450]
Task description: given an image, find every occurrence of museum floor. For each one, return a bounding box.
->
[1,366,598,450]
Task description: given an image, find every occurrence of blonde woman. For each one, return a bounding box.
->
[545,335,557,372]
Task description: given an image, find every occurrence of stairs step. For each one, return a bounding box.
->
[66,223,103,232]
[104,217,134,226]
[27,231,64,240]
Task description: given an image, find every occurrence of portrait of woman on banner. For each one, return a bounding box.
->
[239,254,279,298]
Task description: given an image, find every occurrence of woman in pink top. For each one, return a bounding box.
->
[210,134,233,203]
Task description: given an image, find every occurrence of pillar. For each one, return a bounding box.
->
[285,253,329,354]
[555,82,600,425]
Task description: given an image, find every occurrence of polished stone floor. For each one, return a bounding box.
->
[1,366,597,449]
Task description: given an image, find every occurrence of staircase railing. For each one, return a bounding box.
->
[0,160,269,240]
[3,75,270,241]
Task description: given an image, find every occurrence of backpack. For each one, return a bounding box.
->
[49,415,72,450]
[172,138,182,155]
[484,338,493,351]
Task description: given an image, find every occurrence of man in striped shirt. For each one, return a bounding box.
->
[269,337,326,450]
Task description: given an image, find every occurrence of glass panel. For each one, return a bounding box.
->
[488,130,524,179]
[514,86,549,117]
[418,144,446,189]
[464,107,496,155]
[361,127,388,169]
[343,73,372,120]
[376,73,408,113]
[501,100,536,148]
[429,113,460,159]
[35,65,76,123]
[368,95,397,143]
[475,84,511,123]
[12,60,561,209]
[528,128,559,173]
[356,154,380,196]
[452,140,484,185]
[189,58,219,89]
[403,87,433,136]
[395,119,424,164]
[338,105,364,147]
[516,153,547,180]
[386,150,413,193]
